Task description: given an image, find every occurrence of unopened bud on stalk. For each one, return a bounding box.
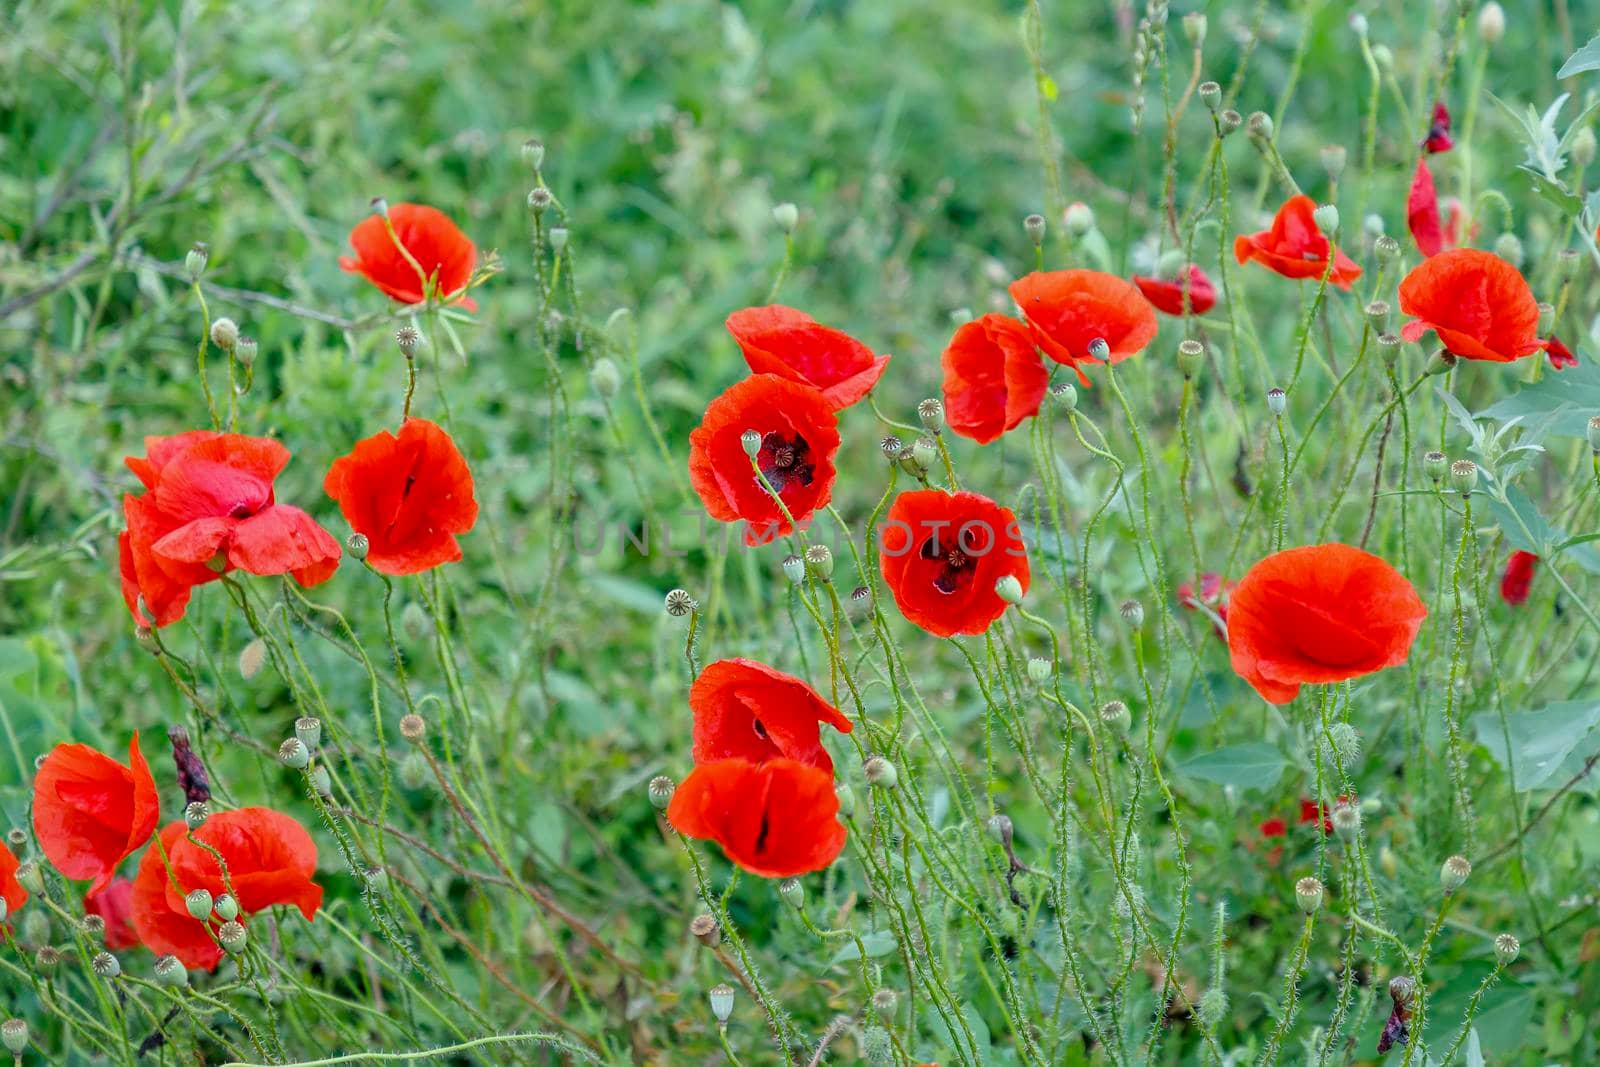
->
[209,317,239,350]
[781,554,806,584]
[986,814,1014,847]
[1198,81,1222,113]
[647,775,674,811]
[1246,111,1273,141]
[398,752,429,790]
[1198,988,1228,1026]
[1440,853,1472,891]
[1294,876,1323,913]
[772,202,799,232]
[690,912,720,946]
[1372,44,1394,73]
[804,544,834,580]
[1493,232,1523,267]
[1572,126,1597,168]
[911,435,938,472]
[872,988,898,1015]
[708,984,736,1024]
[295,717,322,750]
[1587,415,1600,452]
[1364,301,1390,332]
[278,737,309,770]
[92,951,121,978]
[1119,598,1144,628]
[15,861,42,895]
[995,575,1024,605]
[185,242,210,282]
[1476,2,1504,46]
[527,187,552,214]
[399,713,427,744]
[185,889,214,920]
[1177,339,1204,378]
[1050,381,1078,411]
[1064,202,1095,236]
[155,955,189,987]
[522,138,545,169]
[1099,700,1132,736]
[184,800,209,830]
[2,1019,28,1055]
[1027,656,1053,683]
[1424,450,1448,483]
[664,588,697,617]
[1313,203,1340,234]
[1494,932,1520,965]
[863,756,898,789]
[1331,800,1361,838]
[370,197,389,218]
[1266,387,1287,416]
[1363,213,1385,239]
[1181,12,1205,44]
[1375,235,1401,266]
[1449,460,1478,495]
[17,911,46,948]
[1348,12,1368,37]
[218,920,247,955]
[917,398,944,432]
[1320,145,1347,180]
[1425,349,1457,377]
[589,357,620,398]
[1218,109,1243,136]
[1024,213,1046,246]
[777,877,805,908]
[214,894,239,922]
[834,781,856,817]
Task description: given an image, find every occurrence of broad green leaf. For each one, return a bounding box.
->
[829,930,897,965]
[1478,355,1600,438]
[1557,34,1600,78]
[1471,700,1600,791]
[1482,485,1600,574]
[1464,1027,1484,1067]
[1175,742,1286,792]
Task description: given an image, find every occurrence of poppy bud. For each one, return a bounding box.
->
[1573,126,1597,168]
[1198,988,1228,1026]
[1024,213,1046,246]
[740,429,762,460]
[1587,415,1600,452]
[1218,109,1243,136]
[92,951,120,978]
[1176,339,1204,378]
[872,988,898,1014]
[1027,656,1053,683]
[184,800,209,830]
[35,946,60,973]
[15,861,43,894]
[522,138,545,169]
[995,575,1025,605]
[773,202,799,232]
[1537,301,1555,335]
[1064,201,1095,236]
[1348,12,1368,36]
[218,920,247,955]
[214,893,239,922]
[370,197,389,218]
[1198,80,1221,112]
[689,912,720,947]
[1426,349,1456,377]
[278,737,309,770]
[917,398,944,432]
[1424,450,1448,483]
[1377,333,1401,365]
[399,713,427,744]
[1119,598,1144,628]
[399,751,430,790]
[1331,800,1361,838]
[879,434,904,460]
[1320,145,1347,181]
[1266,387,1287,416]
[185,889,214,920]
[590,357,621,398]
[1323,721,1362,768]
[1389,974,1415,1005]
[1363,213,1385,238]
[395,325,421,359]
[17,911,46,948]
[1557,248,1581,282]
[1099,700,1132,735]
[1440,854,1472,891]
[1476,1,1504,45]
[1494,932,1519,965]
[310,764,333,797]
[1246,111,1273,141]
[82,914,105,940]
[234,336,258,368]
[1051,381,1078,411]
[155,955,188,988]
[1493,232,1524,267]
[1365,301,1390,332]
[648,775,675,810]
[295,716,322,750]
[911,435,938,471]
[804,544,834,580]
[834,781,856,817]
[985,813,1014,846]
[777,877,805,908]
[1449,460,1478,495]
[1,1019,27,1055]
[1181,11,1205,43]
[549,227,570,253]
[781,554,806,584]
[664,588,697,616]
[209,317,239,350]
[1375,235,1401,266]
[1372,44,1394,72]
[1313,203,1340,234]
[1088,337,1111,363]
[708,984,736,1024]
[863,756,898,789]
[345,532,369,561]
[1294,876,1323,913]
[527,187,553,213]
[185,242,210,282]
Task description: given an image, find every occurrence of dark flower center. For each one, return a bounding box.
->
[921,533,977,595]
[230,503,255,520]
[757,431,815,494]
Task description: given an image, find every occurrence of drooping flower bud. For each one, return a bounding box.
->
[1493,232,1523,267]
[589,357,621,398]
[863,756,898,789]
[648,775,675,811]
[1440,854,1472,891]
[834,781,856,817]
[1294,876,1323,913]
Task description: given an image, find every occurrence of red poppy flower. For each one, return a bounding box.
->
[688,375,840,546]
[32,733,160,896]
[339,203,477,309]
[85,878,141,951]
[724,306,889,410]
[1177,572,1235,639]
[120,433,341,627]
[691,659,853,773]
[323,418,477,575]
[1422,102,1454,154]
[1298,798,1333,834]
[131,808,322,971]
[666,758,847,878]
[879,489,1029,638]
[1398,249,1544,363]
[1259,818,1287,838]
[1546,336,1578,370]
[1227,543,1426,704]
[0,841,26,918]
[1500,550,1539,605]
[1408,158,1449,258]
[1134,265,1217,317]
[1233,195,1362,290]
[939,314,1050,444]
[1008,270,1158,384]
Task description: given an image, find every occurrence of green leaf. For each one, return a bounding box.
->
[830,930,897,965]
[1558,34,1600,78]
[1471,700,1600,791]
[1482,485,1600,574]
[1478,355,1600,439]
[1175,743,1286,793]
[1464,1027,1485,1067]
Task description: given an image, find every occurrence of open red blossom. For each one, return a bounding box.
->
[691,659,853,773]
[132,808,322,971]
[1,841,27,918]
[85,878,141,951]
[1177,572,1235,639]
[1227,544,1426,705]
[940,314,1050,444]
[1408,158,1450,258]
[1546,336,1578,370]
[120,433,341,627]
[1422,102,1454,154]
[1259,818,1287,838]
[666,758,847,878]
[339,203,477,309]
[1007,270,1158,384]
[1133,265,1217,317]
[879,489,1029,638]
[724,306,889,410]
[1399,249,1544,363]
[1299,798,1332,834]
[33,733,160,897]
[689,375,840,545]
[1500,550,1539,605]
[1234,195,1362,290]
[323,418,477,575]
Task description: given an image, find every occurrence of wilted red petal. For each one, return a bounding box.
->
[1133,265,1217,316]
[1408,158,1447,258]
[1234,195,1362,290]
[1499,550,1539,605]
[0,841,27,918]
[1546,336,1578,370]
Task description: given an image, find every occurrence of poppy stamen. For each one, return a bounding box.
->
[757,431,815,493]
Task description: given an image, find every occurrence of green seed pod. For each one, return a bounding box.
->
[804,544,834,580]
[155,955,189,987]
[1440,854,1472,891]
[1198,81,1221,113]
[772,202,799,232]
[278,737,310,770]
[185,889,214,920]
[218,920,247,955]
[863,756,898,789]
[1449,459,1478,495]
[214,894,239,922]
[994,575,1024,605]
[1294,876,1323,913]
[647,775,674,811]
[777,878,805,909]
[1177,339,1204,378]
